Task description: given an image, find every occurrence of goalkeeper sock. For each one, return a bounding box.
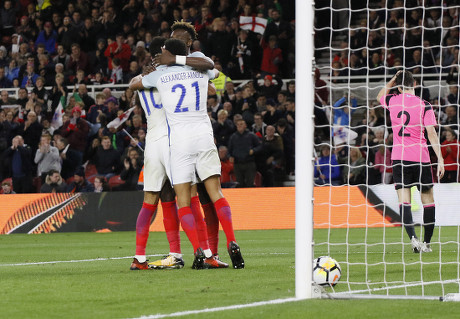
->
[190,196,210,251]
[400,202,416,240]
[423,204,436,243]
[161,200,181,254]
[202,202,219,255]
[214,198,236,248]
[177,206,200,252]
[135,202,157,256]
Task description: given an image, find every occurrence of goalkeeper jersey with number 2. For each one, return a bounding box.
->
[380,93,437,163]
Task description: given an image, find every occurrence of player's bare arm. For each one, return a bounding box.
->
[129,75,145,91]
[376,70,402,102]
[153,49,214,71]
[426,125,445,179]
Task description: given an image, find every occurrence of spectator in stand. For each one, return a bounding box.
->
[89,38,108,76]
[0,0,16,36]
[93,176,109,193]
[58,16,82,53]
[88,136,120,180]
[228,119,262,187]
[441,128,459,183]
[260,35,283,76]
[124,61,140,84]
[210,61,232,97]
[16,88,29,109]
[447,82,459,107]
[207,18,233,68]
[0,90,16,106]
[87,93,109,124]
[333,94,358,126]
[219,145,236,188]
[34,134,61,183]
[53,45,70,70]
[76,84,95,111]
[0,66,11,88]
[222,81,237,105]
[213,109,235,147]
[207,94,222,120]
[109,58,123,84]
[35,22,57,55]
[67,43,90,76]
[314,145,341,186]
[257,125,285,187]
[60,106,89,167]
[1,180,15,194]
[229,29,254,79]
[253,73,283,101]
[444,105,459,133]
[264,100,283,126]
[18,111,42,155]
[21,63,39,88]
[342,147,366,185]
[72,69,88,86]
[105,96,119,122]
[118,88,135,111]
[276,118,295,176]
[2,135,34,193]
[252,113,267,139]
[81,17,101,53]
[6,60,20,84]
[54,136,79,180]
[40,169,66,193]
[117,148,143,191]
[66,166,95,193]
[105,34,132,74]
[234,85,257,126]
[374,144,393,184]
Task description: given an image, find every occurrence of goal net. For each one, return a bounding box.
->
[311,0,460,300]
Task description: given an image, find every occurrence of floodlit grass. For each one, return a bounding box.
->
[0,228,459,318]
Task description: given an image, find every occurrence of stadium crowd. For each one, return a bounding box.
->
[0,0,296,193]
[314,1,460,186]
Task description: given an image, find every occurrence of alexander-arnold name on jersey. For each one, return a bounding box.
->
[160,71,204,84]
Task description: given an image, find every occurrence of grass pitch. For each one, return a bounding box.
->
[1,228,459,318]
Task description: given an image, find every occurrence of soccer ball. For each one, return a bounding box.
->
[313,256,341,287]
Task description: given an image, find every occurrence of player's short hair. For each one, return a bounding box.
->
[395,70,415,88]
[149,36,167,56]
[164,38,187,56]
[171,20,198,40]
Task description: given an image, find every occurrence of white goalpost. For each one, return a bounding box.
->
[300,0,460,301]
[295,0,315,299]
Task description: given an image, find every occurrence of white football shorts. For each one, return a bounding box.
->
[143,135,171,192]
[169,134,221,185]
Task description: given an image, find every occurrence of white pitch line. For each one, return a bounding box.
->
[0,255,163,267]
[131,297,300,319]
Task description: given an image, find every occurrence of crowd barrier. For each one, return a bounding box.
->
[4,185,457,234]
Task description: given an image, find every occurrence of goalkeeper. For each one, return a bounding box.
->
[377,70,445,253]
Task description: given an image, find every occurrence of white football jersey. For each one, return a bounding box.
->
[142,65,215,145]
[137,86,167,142]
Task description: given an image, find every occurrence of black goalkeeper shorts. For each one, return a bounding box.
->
[392,160,434,192]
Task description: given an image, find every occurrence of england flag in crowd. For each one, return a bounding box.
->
[239,16,267,35]
[107,107,135,129]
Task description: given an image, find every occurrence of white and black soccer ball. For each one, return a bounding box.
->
[313,256,341,287]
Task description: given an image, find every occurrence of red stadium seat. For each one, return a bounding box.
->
[254,172,262,187]
[108,175,125,190]
[85,164,97,178]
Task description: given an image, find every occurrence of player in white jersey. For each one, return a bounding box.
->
[130,38,244,269]
[152,21,244,269]
[130,37,228,270]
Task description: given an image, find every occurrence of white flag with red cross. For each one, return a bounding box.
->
[239,16,267,35]
[107,107,135,129]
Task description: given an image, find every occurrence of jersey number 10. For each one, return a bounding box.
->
[172,81,200,113]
